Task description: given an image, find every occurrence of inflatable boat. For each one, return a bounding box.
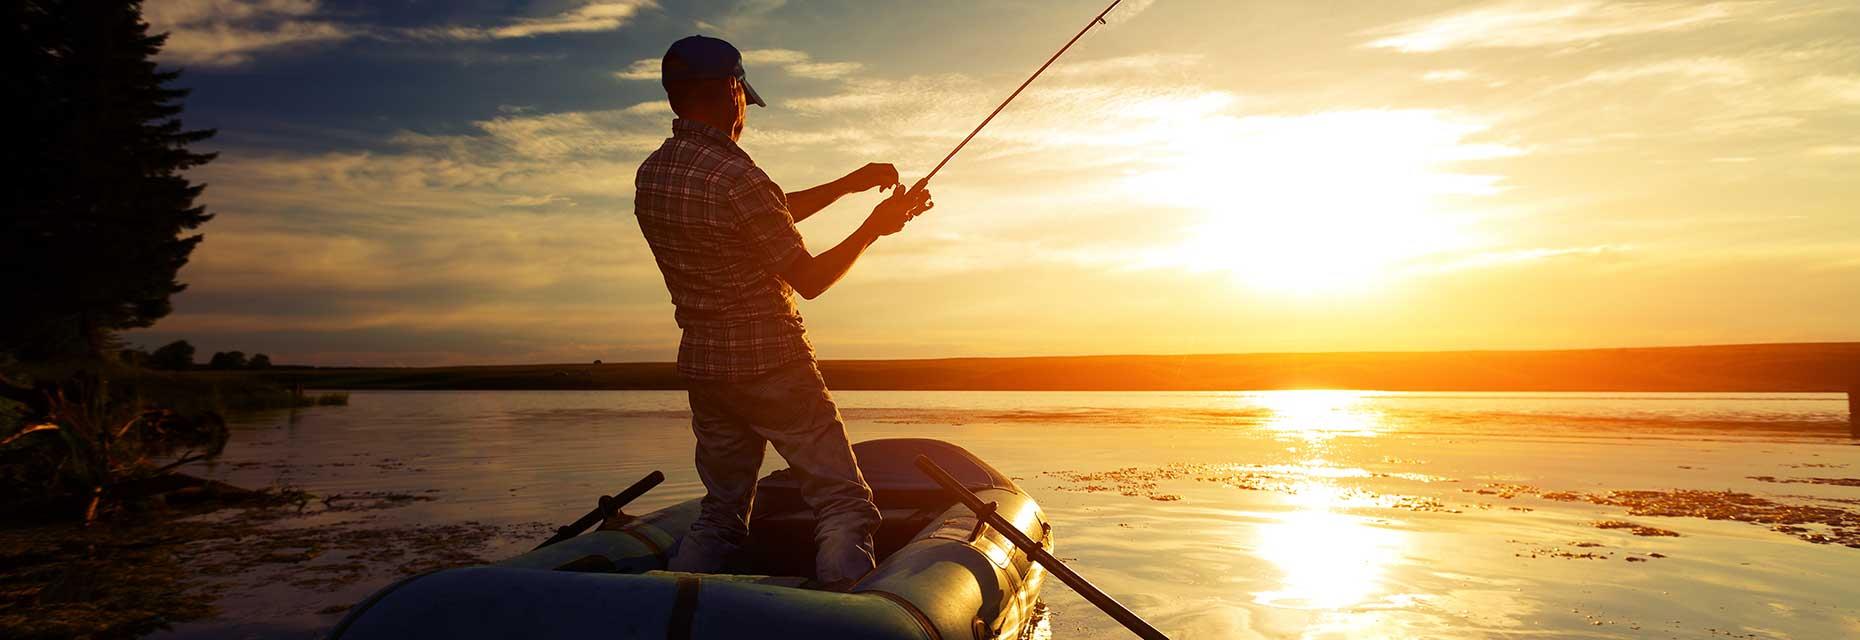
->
[330,439,1052,639]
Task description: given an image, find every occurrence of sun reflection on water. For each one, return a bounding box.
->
[1249,390,1384,439]
[1248,390,1409,616]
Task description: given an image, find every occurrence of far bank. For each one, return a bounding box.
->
[209,342,1860,393]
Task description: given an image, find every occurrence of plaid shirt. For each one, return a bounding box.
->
[635,119,814,381]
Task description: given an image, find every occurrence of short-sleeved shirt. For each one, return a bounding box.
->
[634,118,814,381]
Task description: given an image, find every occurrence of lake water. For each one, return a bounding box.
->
[173,390,1860,639]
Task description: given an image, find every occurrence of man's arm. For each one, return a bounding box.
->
[785,163,901,223]
[778,187,933,300]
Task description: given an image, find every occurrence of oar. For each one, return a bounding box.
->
[534,470,665,550]
[914,456,1169,640]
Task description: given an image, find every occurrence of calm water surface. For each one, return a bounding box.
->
[175,391,1859,639]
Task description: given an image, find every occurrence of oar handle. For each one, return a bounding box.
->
[914,455,1169,640]
[535,470,665,550]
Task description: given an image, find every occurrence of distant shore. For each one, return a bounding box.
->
[202,342,1860,393]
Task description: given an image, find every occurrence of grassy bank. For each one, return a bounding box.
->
[227,342,1860,392]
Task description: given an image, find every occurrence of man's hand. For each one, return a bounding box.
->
[842,163,902,194]
[861,186,933,237]
[779,183,933,301]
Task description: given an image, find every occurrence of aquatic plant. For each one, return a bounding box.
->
[0,374,229,524]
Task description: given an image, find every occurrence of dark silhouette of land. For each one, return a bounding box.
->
[229,342,1860,392]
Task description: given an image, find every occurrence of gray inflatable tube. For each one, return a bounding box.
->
[331,439,1051,640]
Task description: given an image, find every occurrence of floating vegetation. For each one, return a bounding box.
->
[1043,461,1860,548]
[319,491,437,512]
[1040,466,1189,502]
[1041,463,1459,512]
[289,391,350,407]
[0,491,548,638]
[1748,476,1860,487]
[1470,482,1860,548]
[1594,520,1681,537]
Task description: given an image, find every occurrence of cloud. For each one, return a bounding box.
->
[146,1,664,67]
[614,58,661,81]
[1421,69,1473,82]
[1102,0,1159,25]
[616,48,865,83]
[741,49,809,65]
[1571,57,1753,86]
[144,0,353,67]
[1365,1,1746,52]
[744,49,863,79]
[423,1,658,40]
[622,100,673,115]
[1047,53,1204,78]
[502,194,577,208]
[695,0,787,36]
[1418,245,1631,274]
[155,110,679,364]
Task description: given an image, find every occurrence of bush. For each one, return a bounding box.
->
[207,351,246,370]
[0,373,229,523]
[149,340,195,370]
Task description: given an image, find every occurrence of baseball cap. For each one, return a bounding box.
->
[661,35,766,108]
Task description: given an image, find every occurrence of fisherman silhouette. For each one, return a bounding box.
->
[632,35,933,589]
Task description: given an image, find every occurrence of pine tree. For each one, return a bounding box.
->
[2,1,215,361]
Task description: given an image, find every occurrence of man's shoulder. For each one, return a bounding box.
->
[639,136,764,185]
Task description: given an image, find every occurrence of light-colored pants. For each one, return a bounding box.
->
[668,359,881,584]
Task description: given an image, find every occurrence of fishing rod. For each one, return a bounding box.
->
[911,0,1126,193]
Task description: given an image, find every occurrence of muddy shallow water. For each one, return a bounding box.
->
[170,390,1859,639]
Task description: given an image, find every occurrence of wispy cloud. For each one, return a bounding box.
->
[1365,1,1746,52]
[616,48,865,83]
[416,1,658,40]
[1421,69,1473,83]
[144,0,353,67]
[614,58,659,81]
[744,49,863,79]
[1047,53,1204,78]
[147,0,663,67]
[1570,57,1753,86]
[695,0,787,36]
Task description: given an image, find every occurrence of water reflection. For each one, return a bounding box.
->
[1251,390,1384,439]
[1250,391,1408,615]
[1254,482,1405,611]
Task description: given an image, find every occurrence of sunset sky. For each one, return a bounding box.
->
[134,0,1860,366]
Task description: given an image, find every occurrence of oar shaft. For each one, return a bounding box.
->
[536,470,665,550]
[915,456,1169,640]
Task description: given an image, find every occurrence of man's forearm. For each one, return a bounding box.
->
[785,176,853,223]
[781,224,880,300]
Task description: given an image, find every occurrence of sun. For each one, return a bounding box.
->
[1121,109,1513,293]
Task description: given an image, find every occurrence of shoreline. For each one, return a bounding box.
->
[207,342,1860,393]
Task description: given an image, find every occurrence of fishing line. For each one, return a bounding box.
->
[913,0,1127,191]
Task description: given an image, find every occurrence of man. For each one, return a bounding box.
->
[633,35,934,588]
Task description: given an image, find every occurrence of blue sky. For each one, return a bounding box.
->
[135,1,1860,365]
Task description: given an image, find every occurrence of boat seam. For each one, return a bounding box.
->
[618,526,667,563]
[860,589,943,640]
[666,574,701,640]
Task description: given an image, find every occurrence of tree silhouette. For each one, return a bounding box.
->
[247,353,272,369]
[2,0,215,361]
[207,351,247,370]
[148,340,194,370]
